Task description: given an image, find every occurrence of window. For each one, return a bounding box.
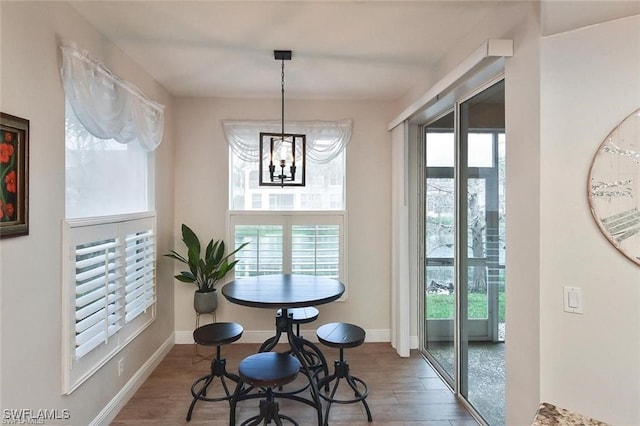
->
[231,150,345,210]
[251,194,262,209]
[60,44,163,394]
[230,213,345,283]
[225,119,350,287]
[224,119,351,211]
[63,115,157,393]
[223,120,352,286]
[65,101,150,219]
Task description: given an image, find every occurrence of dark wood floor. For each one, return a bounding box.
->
[112,342,478,425]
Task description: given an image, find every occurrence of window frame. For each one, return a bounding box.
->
[61,44,162,396]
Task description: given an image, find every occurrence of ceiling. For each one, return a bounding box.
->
[68,0,510,101]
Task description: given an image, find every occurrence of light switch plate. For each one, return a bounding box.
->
[563,286,583,314]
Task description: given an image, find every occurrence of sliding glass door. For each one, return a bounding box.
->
[424,110,456,383]
[421,79,505,425]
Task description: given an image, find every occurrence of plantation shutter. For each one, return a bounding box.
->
[74,238,123,359]
[64,213,156,395]
[291,225,340,278]
[124,229,156,322]
[229,213,345,286]
[234,224,283,276]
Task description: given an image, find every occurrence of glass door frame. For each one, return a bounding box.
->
[421,107,458,389]
[417,74,505,426]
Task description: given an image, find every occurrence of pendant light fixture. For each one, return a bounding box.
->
[259,50,306,187]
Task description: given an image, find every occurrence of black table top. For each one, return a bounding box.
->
[222,274,345,309]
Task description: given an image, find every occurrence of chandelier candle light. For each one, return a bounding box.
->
[259,50,306,187]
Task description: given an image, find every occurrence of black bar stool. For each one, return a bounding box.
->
[316,322,372,425]
[280,306,319,336]
[186,322,244,422]
[229,352,301,426]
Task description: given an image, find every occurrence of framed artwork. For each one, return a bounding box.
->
[0,113,29,238]
[588,108,639,265]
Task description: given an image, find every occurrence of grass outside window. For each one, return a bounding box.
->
[427,292,505,321]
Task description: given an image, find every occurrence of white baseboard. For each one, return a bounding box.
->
[90,333,175,426]
[175,328,392,344]
[175,330,195,344]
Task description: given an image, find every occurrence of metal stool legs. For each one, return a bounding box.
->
[186,345,240,421]
[236,388,299,426]
[316,346,372,425]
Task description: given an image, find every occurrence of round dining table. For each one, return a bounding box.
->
[222,273,345,309]
[222,273,345,426]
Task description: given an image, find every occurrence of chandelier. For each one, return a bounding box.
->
[259,50,306,187]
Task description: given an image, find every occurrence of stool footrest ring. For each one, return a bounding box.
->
[185,353,242,422]
[317,373,369,403]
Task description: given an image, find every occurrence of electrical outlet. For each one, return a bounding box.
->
[118,358,124,376]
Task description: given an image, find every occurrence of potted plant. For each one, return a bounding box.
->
[166,224,248,314]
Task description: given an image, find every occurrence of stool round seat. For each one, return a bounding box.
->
[239,352,301,388]
[186,322,244,422]
[277,306,319,324]
[231,352,302,425]
[316,322,365,349]
[193,322,243,346]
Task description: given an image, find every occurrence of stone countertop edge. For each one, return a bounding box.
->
[532,402,610,426]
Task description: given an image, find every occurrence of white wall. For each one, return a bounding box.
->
[0,2,175,424]
[171,97,393,341]
[503,7,543,425]
[540,14,640,423]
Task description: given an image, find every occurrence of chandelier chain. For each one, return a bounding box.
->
[281,59,285,137]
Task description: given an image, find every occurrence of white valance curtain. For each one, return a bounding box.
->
[60,44,165,151]
[222,119,352,163]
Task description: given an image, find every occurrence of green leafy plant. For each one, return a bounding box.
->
[165,224,248,293]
